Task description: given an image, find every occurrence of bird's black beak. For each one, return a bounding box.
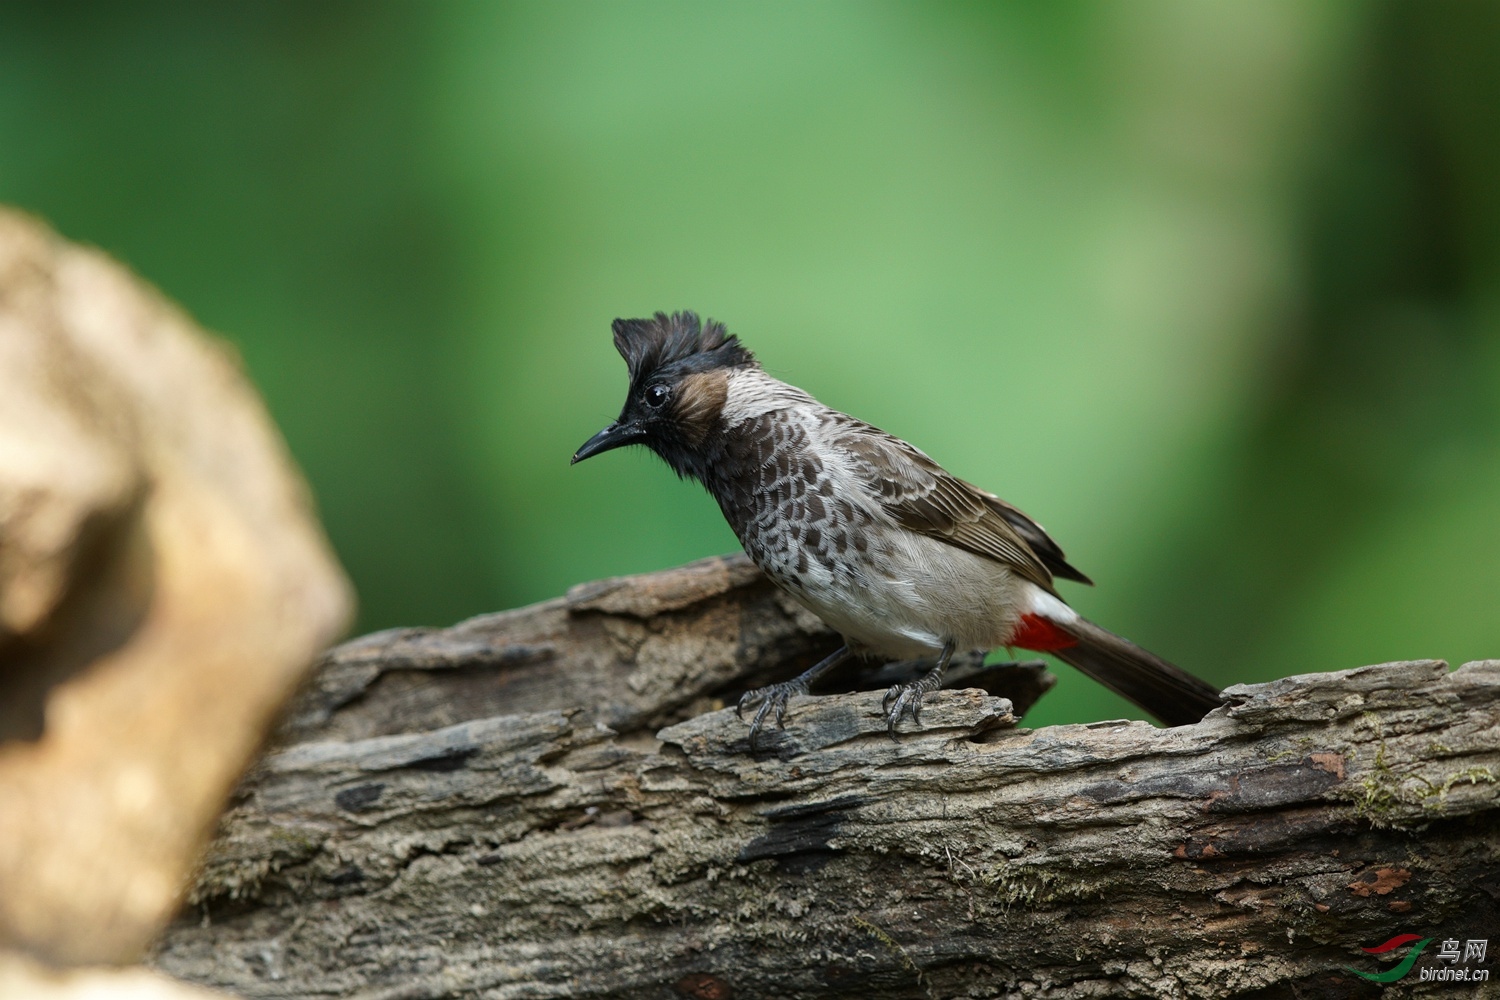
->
[571,420,647,464]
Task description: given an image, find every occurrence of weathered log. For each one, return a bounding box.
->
[275,553,1053,747]
[153,556,1500,999]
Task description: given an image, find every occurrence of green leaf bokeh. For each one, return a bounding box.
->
[3,1,1497,726]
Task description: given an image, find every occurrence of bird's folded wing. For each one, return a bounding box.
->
[830,420,1060,593]
[973,492,1093,585]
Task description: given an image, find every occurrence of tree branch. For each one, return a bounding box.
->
[153,555,1500,999]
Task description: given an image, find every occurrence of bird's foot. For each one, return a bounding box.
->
[882,670,945,738]
[737,677,810,748]
[733,645,852,750]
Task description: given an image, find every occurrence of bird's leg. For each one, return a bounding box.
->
[737,645,851,746]
[883,640,956,737]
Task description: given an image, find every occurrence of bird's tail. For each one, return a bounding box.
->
[1016,614,1222,727]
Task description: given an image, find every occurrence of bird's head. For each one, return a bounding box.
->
[571,311,756,475]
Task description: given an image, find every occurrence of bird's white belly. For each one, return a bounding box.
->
[781,530,1028,660]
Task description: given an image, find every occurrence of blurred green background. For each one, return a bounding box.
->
[3,1,1497,727]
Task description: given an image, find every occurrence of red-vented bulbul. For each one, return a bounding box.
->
[572,311,1222,742]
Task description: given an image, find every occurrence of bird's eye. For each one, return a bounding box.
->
[645,384,669,408]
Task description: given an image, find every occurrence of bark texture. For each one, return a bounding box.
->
[153,555,1500,999]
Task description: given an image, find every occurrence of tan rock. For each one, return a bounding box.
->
[0,208,353,965]
[0,952,230,1000]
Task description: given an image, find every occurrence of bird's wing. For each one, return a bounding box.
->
[828,418,1063,593]
[974,492,1093,585]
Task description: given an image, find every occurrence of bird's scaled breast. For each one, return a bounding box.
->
[706,408,1028,658]
[732,485,1027,660]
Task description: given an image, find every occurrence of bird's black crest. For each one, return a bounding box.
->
[611,311,755,385]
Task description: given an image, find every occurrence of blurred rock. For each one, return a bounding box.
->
[0,952,229,1000]
[0,207,353,966]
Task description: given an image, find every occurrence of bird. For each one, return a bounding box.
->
[571,311,1222,743]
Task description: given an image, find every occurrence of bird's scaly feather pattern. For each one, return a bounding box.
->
[829,419,1064,594]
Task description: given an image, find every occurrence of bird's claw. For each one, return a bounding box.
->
[737,679,809,748]
[882,674,943,738]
